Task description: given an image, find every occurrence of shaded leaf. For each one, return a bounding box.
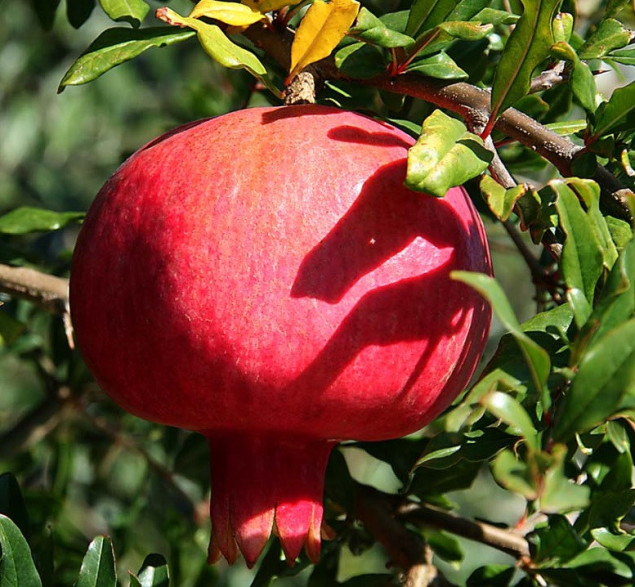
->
[98,0,149,28]
[76,536,116,587]
[30,0,62,30]
[289,0,360,80]
[243,0,303,12]
[67,0,96,28]
[452,272,551,402]
[554,318,635,441]
[528,514,587,564]
[0,207,84,234]
[335,43,386,78]
[489,0,561,121]
[407,51,468,79]
[590,81,635,141]
[578,18,633,59]
[59,27,195,89]
[348,7,414,48]
[0,312,26,348]
[405,110,491,197]
[189,0,265,26]
[0,474,29,539]
[467,565,516,586]
[0,514,42,587]
[591,528,635,552]
[491,449,537,499]
[425,530,463,562]
[550,41,596,111]
[540,445,590,513]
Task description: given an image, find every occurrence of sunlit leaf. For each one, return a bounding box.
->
[98,0,149,27]
[480,175,527,221]
[471,7,519,26]
[480,391,540,451]
[491,449,537,499]
[552,12,573,43]
[405,110,491,197]
[243,0,303,12]
[438,20,493,41]
[550,41,596,112]
[406,52,468,79]
[608,46,635,66]
[578,18,632,59]
[156,7,277,94]
[554,318,635,441]
[0,514,42,587]
[189,0,265,26]
[59,27,195,90]
[76,536,116,587]
[289,0,360,80]
[136,554,170,587]
[0,207,84,234]
[540,445,590,513]
[591,528,635,552]
[348,7,415,48]
[489,0,561,124]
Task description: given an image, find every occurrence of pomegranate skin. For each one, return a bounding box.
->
[70,105,492,566]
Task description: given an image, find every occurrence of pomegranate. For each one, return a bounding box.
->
[70,105,492,567]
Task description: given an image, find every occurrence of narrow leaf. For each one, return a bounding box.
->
[554,318,635,441]
[406,0,459,37]
[76,536,116,587]
[289,0,360,80]
[452,271,551,400]
[0,207,84,234]
[405,110,491,197]
[551,181,605,317]
[590,81,635,141]
[489,0,561,121]
[481,391,540,451]
[59,27,195,90]
[98,0,149,27]
[608,47,635,66]
[0,514,42,587]
[156,7,277,94]
[189,0,265,26]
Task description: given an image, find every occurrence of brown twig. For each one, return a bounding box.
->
[0,263,69,314]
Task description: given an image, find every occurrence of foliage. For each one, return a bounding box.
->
[1,0,634,585]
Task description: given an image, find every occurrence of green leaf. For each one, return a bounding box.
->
[540,445,590,513]
[491,449,537,499]
[156,8,277,94]
[31,0,62,30]
[489,0,561,120]
[406,0,459,37]
[551,181,605,320]
[59,27,195,90]
[591,528,635,552]
[480,391,539,451]
[349,7,415,48]
[578,18,633,59]
[405,110,492,197]
[0,514,42,587]
[76,536,116,587]
[480,175,527,221]
[608,46,635,66]
[553,12,573,43]
[550,41,596,112]
[590,81,635,141]
[335,43,387,78]
[136,554,169,587]
[0,207,84,234]
[466,565,516,586]
[554,318,635,441]
[425,530,463,562]
[406,52,468,79]
[545,120,589,135]
[98,0,149,27]
[471,7,519,26]
[451,272,551,402]
[528,514,587,564]
[438,20,493,41]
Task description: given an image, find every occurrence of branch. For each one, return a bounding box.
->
[0,263,69,314]
[354,484,530,565]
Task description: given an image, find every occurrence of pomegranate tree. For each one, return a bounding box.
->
[69,105,492,567]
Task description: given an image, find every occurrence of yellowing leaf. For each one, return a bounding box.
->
[243,0,303,13]
[190,0,265,26]
[289,0,360,80]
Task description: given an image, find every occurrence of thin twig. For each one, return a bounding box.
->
[0,263,69,314]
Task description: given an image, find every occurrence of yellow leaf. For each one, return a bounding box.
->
[289,0,360,80]
[189,0,265,26]
[243,0,304,13]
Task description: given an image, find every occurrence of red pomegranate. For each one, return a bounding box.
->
[70,105,492,567]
